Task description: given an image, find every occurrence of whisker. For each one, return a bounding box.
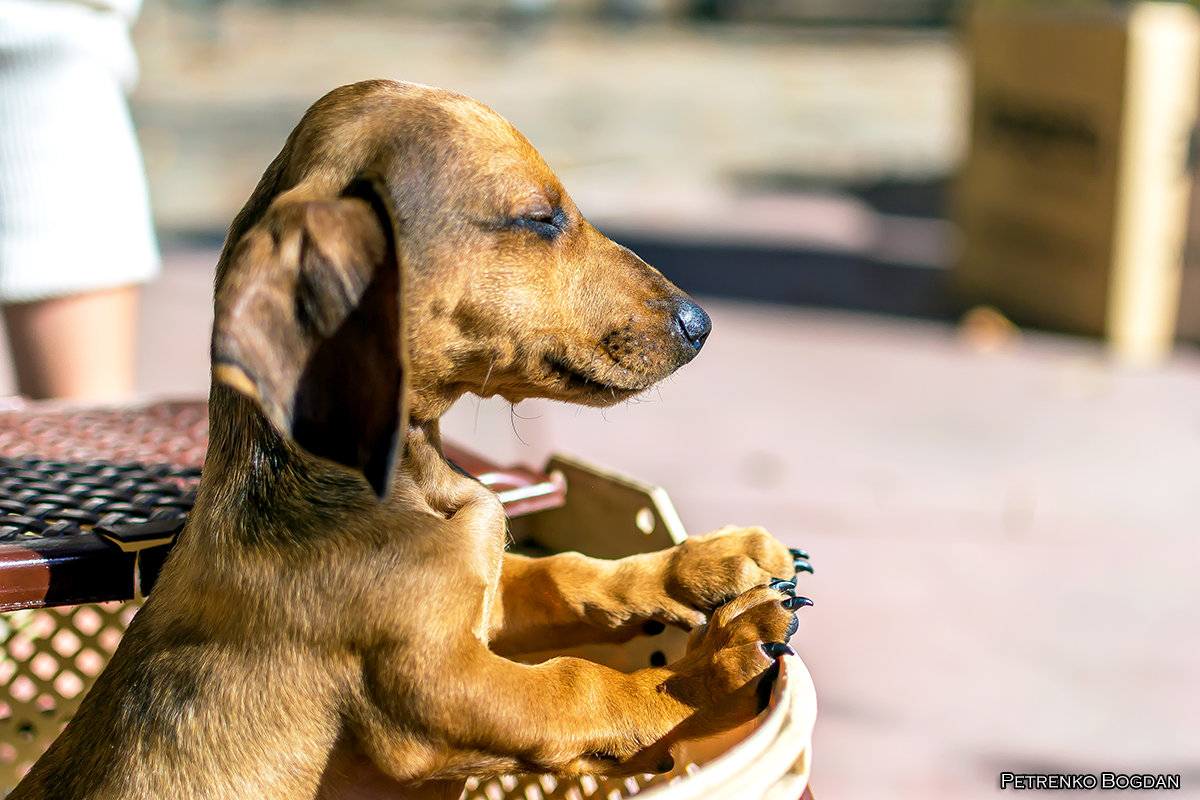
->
[480,355,497,397]
[509,404,529,446]
[510,404,542,421]
[471,357,499,433]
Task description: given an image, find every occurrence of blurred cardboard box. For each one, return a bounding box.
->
[954,2,1200,363]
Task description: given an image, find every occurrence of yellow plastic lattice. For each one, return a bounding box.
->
[0,601,140,793]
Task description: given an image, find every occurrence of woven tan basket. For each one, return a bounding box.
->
[0,450,816,798]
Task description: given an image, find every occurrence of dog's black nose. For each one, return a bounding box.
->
[675,298,712,352]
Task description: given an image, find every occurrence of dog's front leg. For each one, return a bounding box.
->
[363,584,798,781]
[489,526,806,657]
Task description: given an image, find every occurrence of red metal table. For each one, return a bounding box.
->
[0,399,564,612]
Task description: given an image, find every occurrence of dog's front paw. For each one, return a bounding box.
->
[655,526,809,629]
[678,585,810,730]
[599,585,812,777]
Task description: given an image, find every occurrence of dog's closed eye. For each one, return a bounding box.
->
[511,207,567,240]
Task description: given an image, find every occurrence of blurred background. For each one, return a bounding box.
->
[2,0,1199,797]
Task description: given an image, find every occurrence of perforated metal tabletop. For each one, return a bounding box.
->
[0,399,564,612]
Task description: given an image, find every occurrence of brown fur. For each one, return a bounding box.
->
[12,81,805,800]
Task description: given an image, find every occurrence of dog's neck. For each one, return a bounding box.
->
[202,384,480,531]
[399,419,488,519]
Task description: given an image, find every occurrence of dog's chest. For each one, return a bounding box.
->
[471,492,508,644]
[404,444,509,643]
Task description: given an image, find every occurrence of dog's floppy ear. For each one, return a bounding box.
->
[212,185,405,499]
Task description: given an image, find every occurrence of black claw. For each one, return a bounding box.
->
[762,641,794,658]
[769,578,797,593]
[793,560,814,575]
[786,614,799,638]
[789,547,809,561]
[641,620,666,636]
[782,595,813,611]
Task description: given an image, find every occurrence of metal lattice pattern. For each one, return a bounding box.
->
[0,457,200,542]
[0,402,203,789]
[0,601,139,792]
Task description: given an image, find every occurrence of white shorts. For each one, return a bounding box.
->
[0,0,159,303]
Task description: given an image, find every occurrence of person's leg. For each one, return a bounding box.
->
[3,286,140,401]
[0,3,158,401]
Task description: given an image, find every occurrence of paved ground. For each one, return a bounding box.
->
[2,4,1198,798]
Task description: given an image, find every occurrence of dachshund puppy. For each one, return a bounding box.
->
[12,80,811,799]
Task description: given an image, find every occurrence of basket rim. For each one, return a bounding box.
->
[635,653,817,800]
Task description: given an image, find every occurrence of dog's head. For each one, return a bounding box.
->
[211,80,710,495]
